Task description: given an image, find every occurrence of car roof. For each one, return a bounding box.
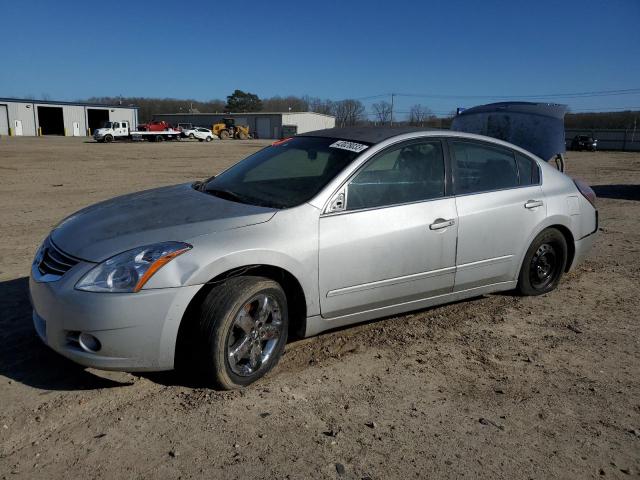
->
[300,126,439,145]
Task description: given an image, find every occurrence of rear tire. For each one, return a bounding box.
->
[219,130,230,140]
[205,136,212,142]
[195,276,288,389]
[238,131,248,140]
[155,135,164,142]
[189,133,195,139]
[517,228,567,296]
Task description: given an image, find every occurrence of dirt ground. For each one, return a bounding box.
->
[0,136,638,479]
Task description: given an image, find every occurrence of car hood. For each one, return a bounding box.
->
[51,183,276,262]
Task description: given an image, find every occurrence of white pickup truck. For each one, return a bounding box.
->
[93,121,182,143]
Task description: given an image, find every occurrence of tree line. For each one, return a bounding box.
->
[86,90,448,127]
[86,90,638,129]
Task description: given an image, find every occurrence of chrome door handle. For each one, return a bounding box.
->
[429,218,456,230]
[524,200,544,209]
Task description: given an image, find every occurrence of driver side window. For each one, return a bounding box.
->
[347,140,445,211]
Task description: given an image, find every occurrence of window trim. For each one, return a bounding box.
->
[515,151,541,187]
[447,138,541,197]
[322,137,451,216]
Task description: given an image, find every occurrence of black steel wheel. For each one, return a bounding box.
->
[517,228,567,296]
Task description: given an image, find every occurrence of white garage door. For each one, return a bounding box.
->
[0,105,8,136]
[256,117,271,139]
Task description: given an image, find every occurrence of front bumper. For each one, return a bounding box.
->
[29,261,201,371]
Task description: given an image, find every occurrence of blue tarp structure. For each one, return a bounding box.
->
[450,102,568,162]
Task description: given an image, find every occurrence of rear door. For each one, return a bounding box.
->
[319,138,458,318]
[449,139,546,291]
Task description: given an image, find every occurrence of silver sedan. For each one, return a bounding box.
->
[29,127,598,388]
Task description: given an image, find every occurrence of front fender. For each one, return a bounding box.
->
[150,205,321,317]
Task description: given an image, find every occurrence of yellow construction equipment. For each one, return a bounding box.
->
[212,118,250,140]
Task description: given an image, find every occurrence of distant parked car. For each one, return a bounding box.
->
[193,127,215,142]
[571,135,597,151]
[181,126,199,139]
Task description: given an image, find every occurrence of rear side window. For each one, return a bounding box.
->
[451,141,518,195]
[347,140,445,210]
[516,153,540,186]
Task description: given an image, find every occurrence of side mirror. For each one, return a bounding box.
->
[326,189,346,213]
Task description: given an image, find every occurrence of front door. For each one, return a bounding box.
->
[73,122,80,136]
[14,120,23,136]
[449,139,547,290]
[319,138,457,318]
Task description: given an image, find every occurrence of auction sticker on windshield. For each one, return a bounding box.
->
[329,140,369,153]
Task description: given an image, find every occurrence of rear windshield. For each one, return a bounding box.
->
[203,137,370,208]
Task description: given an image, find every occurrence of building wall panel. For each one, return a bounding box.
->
[7,101,37,136]
[282,113,335,134]
[61,105,86,136]
[0,105,8,135]
[110,108,137,127]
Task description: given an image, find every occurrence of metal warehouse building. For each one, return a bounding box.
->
[152,112,335,139]
[0,97,138,137]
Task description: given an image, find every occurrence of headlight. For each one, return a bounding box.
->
[75,241,192,293]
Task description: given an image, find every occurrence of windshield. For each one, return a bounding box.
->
[203,136,370,208]
[102,122,113,129]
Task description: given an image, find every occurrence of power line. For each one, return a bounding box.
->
[569,106,640,112]
[364,106,640,119]
[347,88,640,102]
[395,88,640,100]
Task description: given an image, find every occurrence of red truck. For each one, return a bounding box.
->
[137,120,175,132]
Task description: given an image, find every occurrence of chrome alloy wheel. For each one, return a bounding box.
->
[226,294,284,376]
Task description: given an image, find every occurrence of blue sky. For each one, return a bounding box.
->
[1,0,639,117]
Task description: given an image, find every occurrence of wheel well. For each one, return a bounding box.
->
[175,265,307,367]
[548,224,575,272]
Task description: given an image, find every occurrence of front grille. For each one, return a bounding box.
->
[37,238,79,278]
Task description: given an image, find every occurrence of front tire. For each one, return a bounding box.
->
[196,276,288,389]
[517,228,567,296]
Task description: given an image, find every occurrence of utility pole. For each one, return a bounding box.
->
[390,93,395,126]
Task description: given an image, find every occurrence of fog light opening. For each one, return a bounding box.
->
[78,333,102,353]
